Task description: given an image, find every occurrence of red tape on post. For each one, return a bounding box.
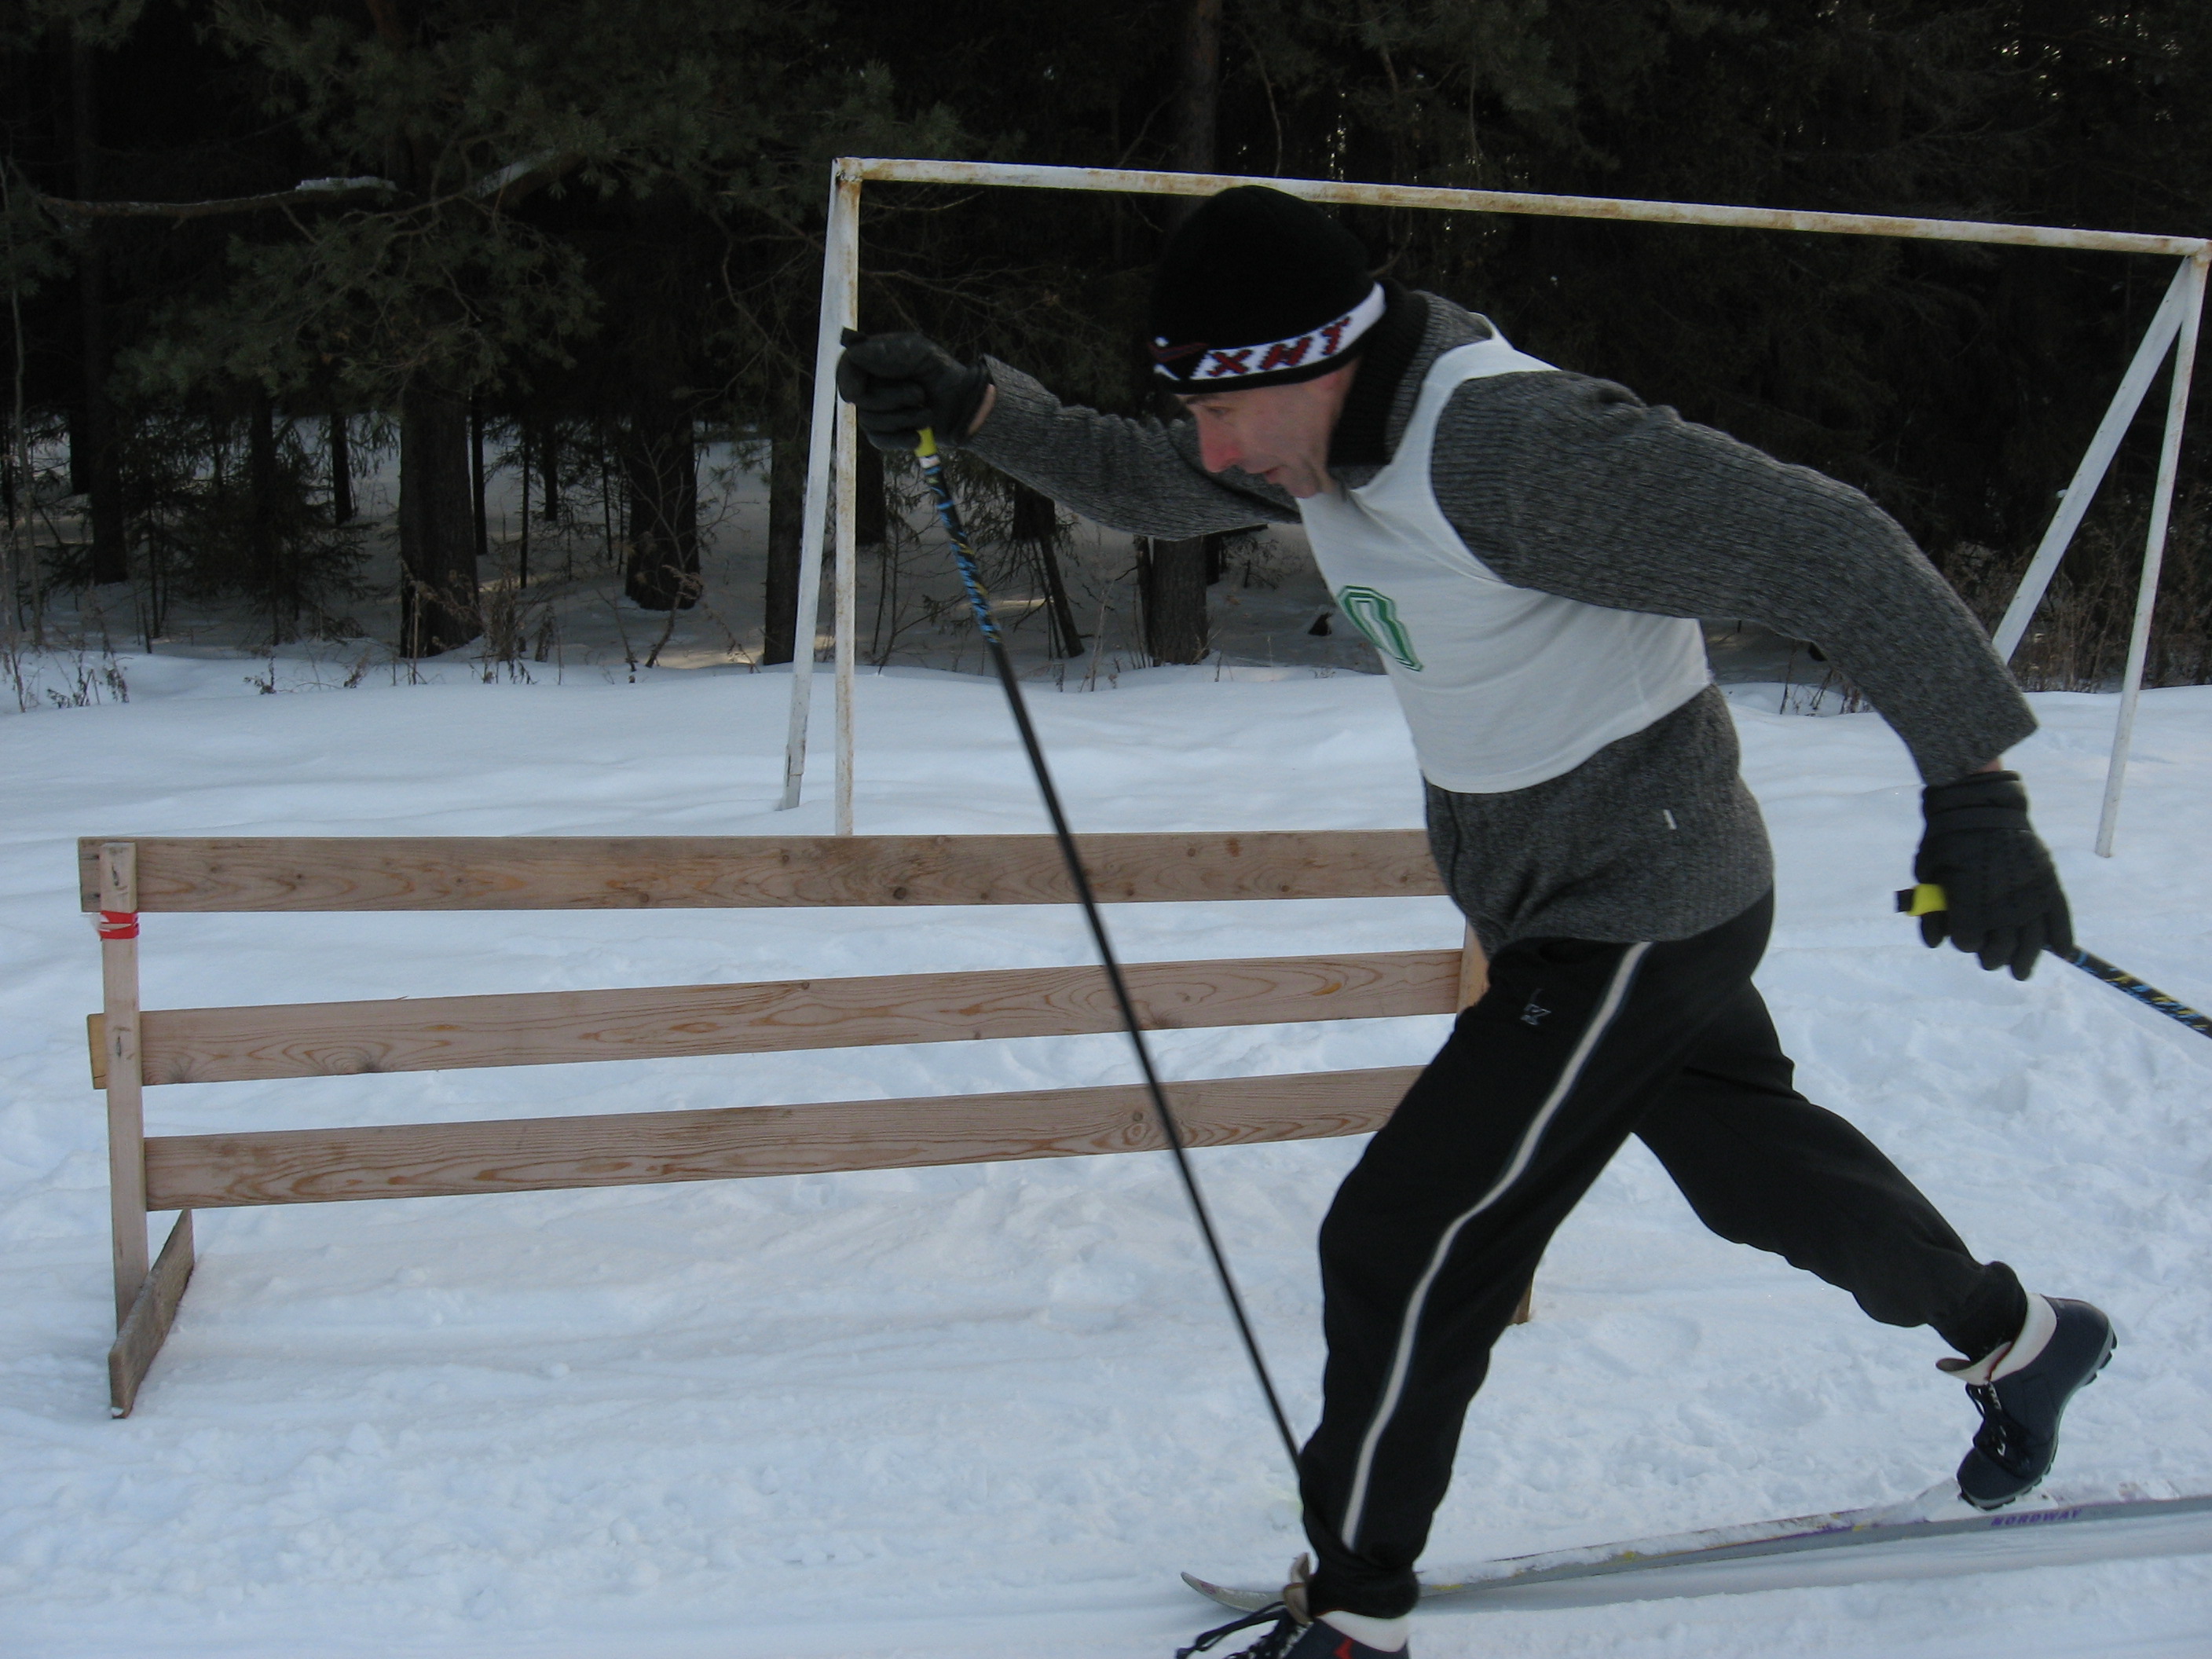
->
[95,910,139,942]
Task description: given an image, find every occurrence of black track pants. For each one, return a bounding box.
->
[1297,892,2025,1620]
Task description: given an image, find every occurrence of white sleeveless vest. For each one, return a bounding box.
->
[1298,333,1710,794]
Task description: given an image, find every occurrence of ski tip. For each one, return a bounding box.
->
[1181,1572,1277,1613]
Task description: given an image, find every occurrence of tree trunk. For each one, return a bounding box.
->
[397,382,479,656]
[71,42,127,585]
[761,410,809,665]
[1140,536,1211,664]
[67,404,90,497]
[539,420,560,521]
[247,391,284,641]
[1143,2,1221,646]
[621,399,699,610]
[328,412,353,524]
[515,424,529,587]
[1163,0,1221,230]
[1012,481,1084,657]
[855,440,887,548]
[470,398,489,566]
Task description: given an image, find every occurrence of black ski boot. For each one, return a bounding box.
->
[1176,1605,1406,1659]
[1943,1295,2115,1511]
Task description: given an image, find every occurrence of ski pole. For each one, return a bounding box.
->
[896,405,1304,1477]
[1897,884,2212,1039]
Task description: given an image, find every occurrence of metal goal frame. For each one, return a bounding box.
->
[782,158,2209,856]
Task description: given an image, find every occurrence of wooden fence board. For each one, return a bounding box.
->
[109,950,1456,1086]
[141,1067,1422,1208]
[81,832,1443,914]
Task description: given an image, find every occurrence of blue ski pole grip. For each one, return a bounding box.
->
[1897,883,1948,917]
[909,423,1000,645]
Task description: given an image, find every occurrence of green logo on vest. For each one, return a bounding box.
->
[1335,585,1423,672]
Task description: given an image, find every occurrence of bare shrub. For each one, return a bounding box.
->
[1946,490,2212,691]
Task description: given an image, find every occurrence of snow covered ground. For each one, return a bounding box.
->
[2,660,2209,1657]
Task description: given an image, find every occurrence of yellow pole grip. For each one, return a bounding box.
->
[1895,883,1949,917]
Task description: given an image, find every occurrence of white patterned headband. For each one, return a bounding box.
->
[1151,283,1387,386]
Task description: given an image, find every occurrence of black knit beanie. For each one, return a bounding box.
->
[1148,187,1383,391]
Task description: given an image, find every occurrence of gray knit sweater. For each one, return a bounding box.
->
[965,289,2035,951]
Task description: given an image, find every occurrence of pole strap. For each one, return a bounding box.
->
[96,910,139,942]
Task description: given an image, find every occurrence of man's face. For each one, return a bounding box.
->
[1178,362,1357,498]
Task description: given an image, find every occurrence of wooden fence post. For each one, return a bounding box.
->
[99,840,200,1417]
[99,840,148,1324]
[1457,924,1488,1010]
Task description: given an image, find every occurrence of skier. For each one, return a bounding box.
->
[837,187,2115,1659]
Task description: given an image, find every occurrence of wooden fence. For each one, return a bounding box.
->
[83,830,1485,1416]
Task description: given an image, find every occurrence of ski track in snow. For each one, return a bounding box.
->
[2,663,2209,1656]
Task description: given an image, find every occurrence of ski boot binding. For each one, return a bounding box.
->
[1177,1557,1408,1658]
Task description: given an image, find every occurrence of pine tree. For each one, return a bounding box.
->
[118,0,949,650]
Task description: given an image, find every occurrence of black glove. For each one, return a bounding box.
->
[1914,770,2073,980]
[834,331,991,454]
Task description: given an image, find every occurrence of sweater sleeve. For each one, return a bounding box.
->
[1430,372,2036,786]
[958,359,1300,537]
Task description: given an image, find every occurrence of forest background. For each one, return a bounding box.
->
[5,0,2212,695]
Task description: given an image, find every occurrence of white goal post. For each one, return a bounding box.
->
[782,158,2209,856]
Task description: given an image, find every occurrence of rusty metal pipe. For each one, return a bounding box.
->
[850,158,2207,258]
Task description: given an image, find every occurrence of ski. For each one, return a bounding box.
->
[1184,1486,2212,1613]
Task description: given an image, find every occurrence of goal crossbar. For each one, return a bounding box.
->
[783,159,2210,854]
[855,159,2210,257]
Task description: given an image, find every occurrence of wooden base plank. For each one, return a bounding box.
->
[108,1210,194,1418]
[142,1068,1422,1209]
[82,831,1443,914]
[97,950,1458,1088]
